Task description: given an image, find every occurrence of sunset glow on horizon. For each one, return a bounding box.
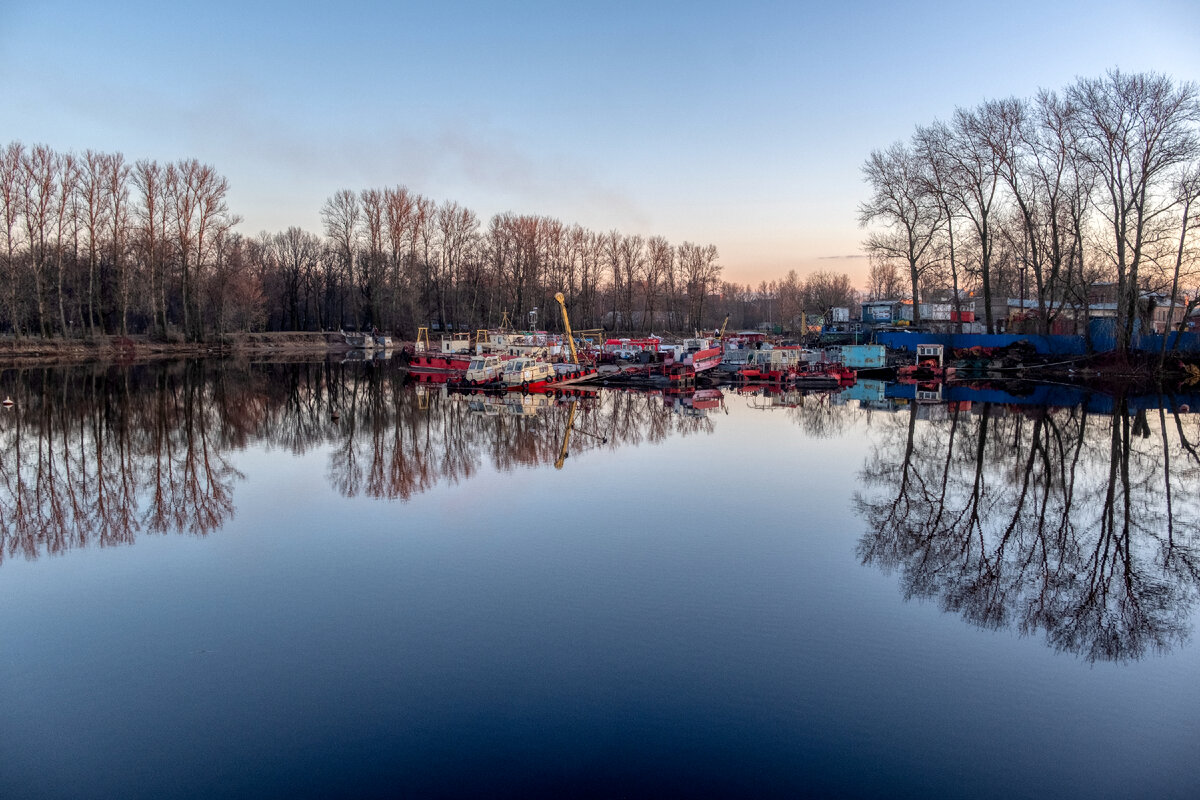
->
[3,0,1196,288]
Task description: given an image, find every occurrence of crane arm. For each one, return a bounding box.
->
[555,401,577,470]
[555,292,579,365]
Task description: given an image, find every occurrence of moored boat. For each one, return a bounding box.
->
[493,358,599,392]
[341,329,392,349]
[734,346,856,388]
[897,344,955,381]
[662,337,722,374]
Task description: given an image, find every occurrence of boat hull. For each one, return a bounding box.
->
[688,347,723,373]
[408,354,473,373]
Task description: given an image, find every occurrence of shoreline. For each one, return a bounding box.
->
[0,332,353,367]
[1,333,1195,397]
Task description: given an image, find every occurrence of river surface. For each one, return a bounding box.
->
[1,360,1198,799]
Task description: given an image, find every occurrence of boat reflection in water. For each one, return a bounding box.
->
[0,360,722,562]
[3,358,1200,664]
[5,359,1200,799]
[851,381,1200,662]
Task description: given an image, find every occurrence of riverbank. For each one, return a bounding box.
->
[0,332,348,367]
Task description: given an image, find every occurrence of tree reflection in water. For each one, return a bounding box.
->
[855,397,1200,662]
[0,360,719,562]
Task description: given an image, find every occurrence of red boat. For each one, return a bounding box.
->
[735,347,856,388]
[407,332,477,373]
[663,337,722,373]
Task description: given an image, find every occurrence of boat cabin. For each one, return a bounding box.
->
[464,354,508,383]
[915,343,946,369]
[501,357,556,386]
[744,347,817,371]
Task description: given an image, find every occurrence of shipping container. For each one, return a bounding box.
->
[862,302,895,323]
[920,303,952,321]
[841,344,887,369]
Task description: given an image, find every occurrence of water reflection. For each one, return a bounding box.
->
[854,396,1200,662]
[0,361,723,562]
[0,362,243,559]
[5,360,1200,664]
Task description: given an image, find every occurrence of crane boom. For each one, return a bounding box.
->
[555,292,579,365]
[555,400,577,470]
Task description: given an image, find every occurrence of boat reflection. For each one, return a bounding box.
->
[4,359,1199,663]
[0,361,723,562]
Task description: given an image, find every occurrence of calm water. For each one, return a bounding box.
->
[1,360,1198,799]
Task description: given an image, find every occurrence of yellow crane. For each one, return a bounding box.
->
[555,400,576,470]
[554,398,608,469]
[718,314,730,343]
[555,292,579,365]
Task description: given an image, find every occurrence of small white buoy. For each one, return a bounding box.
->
[1,396,13,408]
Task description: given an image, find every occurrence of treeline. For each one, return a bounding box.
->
[859,69,1200,350]
[0,144,252,340]
[0,140,755,340]
[308,187,725,334]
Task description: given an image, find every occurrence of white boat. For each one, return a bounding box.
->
[500,357,557,388]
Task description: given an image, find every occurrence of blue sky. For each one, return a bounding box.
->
[2,0,1197,284]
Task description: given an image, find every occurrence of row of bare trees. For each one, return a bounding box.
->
[860,69,1200,350]
[0,140,731,340]
[712,270,859,332]
[309,186,727,335]
[0,143,257,340]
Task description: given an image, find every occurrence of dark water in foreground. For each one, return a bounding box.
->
[1,361,1199,799]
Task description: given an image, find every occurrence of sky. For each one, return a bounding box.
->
[2,0,1197,286]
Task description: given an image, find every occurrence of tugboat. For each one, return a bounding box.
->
[407,329,478,373]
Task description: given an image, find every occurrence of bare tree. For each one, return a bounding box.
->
[435,200,479,330]
[133,159,169,336]
[273,227,322,329]
[359,188,386,328]
[103,153,133,335]
[191,163,235,338]
[321,189,362,329]
[384,185,417,332]
[940,109,1004,333]
[915,122,968,330]
[1162,166,1200,364]
[79,150,110,337]
[859,141,943,326]
[644,235,672,331]
[49,152,80,336]
[0,142,25,336]
[618,233,645,328]
[866,253,905,301]
[1068,70,1200,353]
[678,241,721,328]
[20,144,57,336]
[804,270,856,321]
